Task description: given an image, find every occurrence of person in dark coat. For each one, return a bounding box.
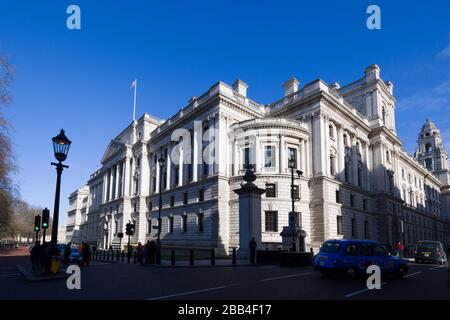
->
[149,241,156,264]
[64,242,71,267]
[249,237,257,264]
[83,243,91,266]
[30,242,40,271]
[144,241,150,264]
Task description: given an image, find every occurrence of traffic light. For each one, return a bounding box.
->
[42,208,50,229]
[34,215,41,232]
[125,222,135,236]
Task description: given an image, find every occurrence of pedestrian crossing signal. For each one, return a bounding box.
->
[34,215,41,232]
[42,208,50,229]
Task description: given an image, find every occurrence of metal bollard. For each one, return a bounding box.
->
[117,250,120,261]
[232,248,237,265]
[122,250,125,262]
[127,249,131,264]
[133,251,137,264]
[189,249,194,266]
[171,250,175,266]
[107,250,110,261]
[211,248,215,265]
[103,250,106,261]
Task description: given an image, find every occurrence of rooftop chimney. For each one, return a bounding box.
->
[232,79,248,97]
[283,77,299,96]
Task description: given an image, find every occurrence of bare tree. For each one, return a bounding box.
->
[0,54,16,239]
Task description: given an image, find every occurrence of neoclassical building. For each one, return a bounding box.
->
[67,64,450,254]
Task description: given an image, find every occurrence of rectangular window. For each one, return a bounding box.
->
[169,217,174,233]
[337,216,342,235]
[288,148,297,169]
[149,201,153,211]
[363,199,367,211]
[170,196,174,207]
[147,219,152,234]
[265,183,276,198]
[198,188,204,202]
[198,213,204,232]
[265,211,278,232]
[336,190,340,203]
[351,218,357,237]
[182,215,187,232]
[244,147,251,168]
[330,156,336,175]
[183,192,188,205]
[264,145,275,168]
[350,195,355,207]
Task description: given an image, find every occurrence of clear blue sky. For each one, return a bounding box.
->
[1,1,450,225]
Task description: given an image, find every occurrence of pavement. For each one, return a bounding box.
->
[0,249,449,300]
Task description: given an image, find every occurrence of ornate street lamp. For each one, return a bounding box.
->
[288,158,303,252]
[156,157,166,264]
[45,129,71,272]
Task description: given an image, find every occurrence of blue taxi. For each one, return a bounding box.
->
[313,239,408,278]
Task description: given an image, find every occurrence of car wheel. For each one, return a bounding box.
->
[396,266,407,278]
[347,267,358,280]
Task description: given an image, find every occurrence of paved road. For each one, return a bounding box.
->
[0,253,448,300]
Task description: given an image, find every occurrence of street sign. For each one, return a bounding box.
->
[117,232,124,238]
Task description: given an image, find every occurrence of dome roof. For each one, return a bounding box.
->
[420,118,440,136]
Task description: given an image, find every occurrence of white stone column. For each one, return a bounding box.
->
[233,139,239,176]
[280,135,286,174]
[155,153,160,193]
[193,123,201,182]
[209,117,215,175]
[109,168,114,201]
[301,139,307,175]
[324,117,330,176]
[337,126,345,181]
[178,146,183,187]
[254,135,261,173]
[140,147,149,195]
[351,136,358,186]
[115,164,120,199]
[102,173,108,203]
[166,144,171,190]
[364,143,370,191]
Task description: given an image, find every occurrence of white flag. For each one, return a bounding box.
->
[131,79,137,88]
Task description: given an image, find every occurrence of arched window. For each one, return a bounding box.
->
[425,143,432,153]
[329,125,334,139]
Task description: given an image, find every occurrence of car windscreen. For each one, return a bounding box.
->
[417,242,437,250]
[319,241,341,253]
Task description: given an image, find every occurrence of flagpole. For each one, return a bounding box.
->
[133,79,137,121]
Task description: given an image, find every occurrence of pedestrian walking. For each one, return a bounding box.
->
[64,242,71,267]
[249,237,257,265]
[137,242,143,265]
[149,241,156,264]
[84,243,91,266]
[144,241,150,264]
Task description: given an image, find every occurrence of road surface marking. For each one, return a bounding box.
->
[146,286,226,300]
[428,265,444,270]
[404,271,422,278]
[260,272,312,282]
[0,273,20,277]
[345,282,387,298]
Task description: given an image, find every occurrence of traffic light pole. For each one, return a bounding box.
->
[127,234,131,264]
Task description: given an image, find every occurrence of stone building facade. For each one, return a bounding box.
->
[68,64,450,254]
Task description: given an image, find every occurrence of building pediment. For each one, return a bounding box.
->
[100,139,126,164]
